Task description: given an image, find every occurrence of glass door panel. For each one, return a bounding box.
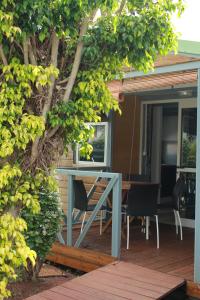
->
[181,108,196,168]
[177,99,197,225]
[179,172,196,220]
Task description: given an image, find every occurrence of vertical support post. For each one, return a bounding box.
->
[194,68,200,283]
[67,174,74,246]
[111,173,122,258]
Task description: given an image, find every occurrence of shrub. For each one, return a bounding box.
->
[21,190,63,279]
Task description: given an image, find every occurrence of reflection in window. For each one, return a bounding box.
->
[76,122,108,166]
[179,172,196,220]
[181,108,196,168]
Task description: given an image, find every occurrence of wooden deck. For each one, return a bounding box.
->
[72,223,194,281]
[25,261,185,300]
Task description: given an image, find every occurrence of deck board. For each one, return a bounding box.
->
[70,223,194,281]
[24,261,185,300]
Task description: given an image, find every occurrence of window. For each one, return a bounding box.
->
[76,122,109,166]
[181,108,196,168]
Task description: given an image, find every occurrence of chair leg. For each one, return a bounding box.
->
[100,210,103,235]
[155,215,159,249]
[173,209,178,235]
[146,216,149,240]
[142,217,146,233]
[81,212,86,233]
[176,210,183,241]
[127,216,130,250]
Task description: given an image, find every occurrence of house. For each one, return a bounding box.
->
[56,39,200,297]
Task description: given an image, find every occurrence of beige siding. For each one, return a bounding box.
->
[56,149,73,213]
[56,150,103,214]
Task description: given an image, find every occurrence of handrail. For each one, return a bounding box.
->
[56,168,122,258]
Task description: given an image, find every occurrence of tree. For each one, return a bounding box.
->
[0,0,183,297]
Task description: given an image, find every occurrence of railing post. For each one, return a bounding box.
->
[67,174,74,246]
[194,68,200,283]
[112,173,122,258]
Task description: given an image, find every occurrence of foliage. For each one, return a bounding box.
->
[182,138,196,168]
[0,165,56,298]
[0,0,184,298]
[21,189,63,278]
[0,214,35,299]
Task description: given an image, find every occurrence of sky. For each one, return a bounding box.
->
[172,0,200,41]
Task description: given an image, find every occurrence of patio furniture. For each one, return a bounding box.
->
[73,179,106,235]
[158,176,187,240]
[126,183,160,249]
[95,180,158,236]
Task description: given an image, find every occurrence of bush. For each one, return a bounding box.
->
[21,190,63,279]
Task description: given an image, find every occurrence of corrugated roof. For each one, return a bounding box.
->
[108,40,200,98]
[123,70,197,93]
[122,54,199,73]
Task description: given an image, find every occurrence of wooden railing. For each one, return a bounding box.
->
[56,169,122,258]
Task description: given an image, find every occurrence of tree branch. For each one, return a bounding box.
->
[45,125,60,140]
[23,37,29,65]
[45,10,98,141]
[0,44,8,65]
[28,38,37,65]
[56,78,69,85]
[30,31,59,165]
[115,0,126,15]
[13,40,24,54]
[63,9,98,103]
[42,31,59,120]
[31,35,38,60]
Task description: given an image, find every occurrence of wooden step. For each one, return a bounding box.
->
[46,242,116,272]
[25,261,186,300]
[187,280,200,299]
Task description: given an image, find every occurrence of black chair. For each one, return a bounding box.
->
[73,179,106,235]
[121,174,150,224]
[123,173,150,182]
[158,176,187,240]
[126,183,160,249]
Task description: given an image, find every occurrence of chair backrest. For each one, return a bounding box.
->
[126,183,159,217]
[172,177,187,210]
[123,173,150,182]
[73,180,88,211]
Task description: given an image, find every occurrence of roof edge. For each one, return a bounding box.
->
[178,40,200,56]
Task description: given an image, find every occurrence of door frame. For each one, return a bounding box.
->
[139,97,197,228]
[139,98,179,174]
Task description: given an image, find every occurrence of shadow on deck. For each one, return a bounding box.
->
[74,223,194,281]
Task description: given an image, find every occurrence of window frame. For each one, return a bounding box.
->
[75,122,109,167]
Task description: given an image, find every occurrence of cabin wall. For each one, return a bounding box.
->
[56,150,73,213]
[57,94,141,212]
[112,95,141,175]
[57,151,102,214]
[56,79,122,212]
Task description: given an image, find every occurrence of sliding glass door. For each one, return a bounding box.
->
[177,99,197,227]
[141,98,197,228]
